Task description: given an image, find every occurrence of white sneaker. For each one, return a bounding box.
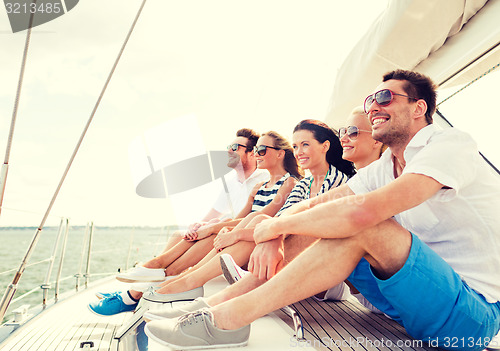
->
[130,275,177,292]
[116,266,165,283]
[142,286,204,303]
[220,254,248,285]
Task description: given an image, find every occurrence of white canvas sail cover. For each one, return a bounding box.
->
[325,0,499,127]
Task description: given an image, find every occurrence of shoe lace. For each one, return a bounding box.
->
[105,295,121,303]
[178,309,214,337]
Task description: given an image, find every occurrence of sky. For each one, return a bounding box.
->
[1,1,497,228]
[0,0,391,227]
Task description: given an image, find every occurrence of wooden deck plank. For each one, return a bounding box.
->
[0,278,133,351]
[291,299,369,351]
[43,306,92,351]
[318,299,403,351]
[29,308,79,351]
[300,298,390,351]
[334,301,415,349]
[277,297,439,351]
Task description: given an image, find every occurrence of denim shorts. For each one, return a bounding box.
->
[348,233,500,351]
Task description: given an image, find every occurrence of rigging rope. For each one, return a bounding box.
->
[38,0,147,230]
[0,1,36,217]
[437,62,500,107]
[0,0,148,322]
[435,61,500,176]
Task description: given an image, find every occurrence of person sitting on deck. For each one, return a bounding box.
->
[142,109,384,320]
[140,120,355,305]
[144,69,500,351]
[89,130,298,315]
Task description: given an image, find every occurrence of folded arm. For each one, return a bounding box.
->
[254,173,443,243]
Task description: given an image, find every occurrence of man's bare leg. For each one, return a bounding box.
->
[210,219,411,330]
[206,274,264,306]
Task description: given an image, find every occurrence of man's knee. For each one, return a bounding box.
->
[355,219,412,279]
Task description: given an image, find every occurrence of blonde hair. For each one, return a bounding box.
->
[349,106,387,156]
[262,131,304,179]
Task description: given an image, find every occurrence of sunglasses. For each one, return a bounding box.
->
[364,89,418,113]
[339,126,372,140]
[227,143,249,152]
[253,145,280,156]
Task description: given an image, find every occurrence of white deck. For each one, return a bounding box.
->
[0,276,301,351]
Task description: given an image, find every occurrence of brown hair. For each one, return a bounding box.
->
[383,69,437,124]
[236,128,260,151]
[294,119,356,177]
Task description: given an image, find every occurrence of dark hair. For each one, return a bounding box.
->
[293,119,356,177]
[236,128,260,151]
[383,70,437,124]
[263,131,304,180]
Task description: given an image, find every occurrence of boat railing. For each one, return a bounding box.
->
[0,218,170,324]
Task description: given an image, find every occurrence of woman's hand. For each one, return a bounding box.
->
[183,223,215,241]
[213,227,237,251]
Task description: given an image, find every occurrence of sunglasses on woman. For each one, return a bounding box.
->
[227,143,249,152]
[253,145,280,156]
[364,89,418,113]
[338,126,372,140]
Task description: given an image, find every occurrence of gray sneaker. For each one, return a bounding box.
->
[142,286,204,303]
[144,297,210,322]
[144,309,250,349]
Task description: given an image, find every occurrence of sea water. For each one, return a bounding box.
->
[0,226,174,323]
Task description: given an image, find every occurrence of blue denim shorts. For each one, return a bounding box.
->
[348,233,500,351]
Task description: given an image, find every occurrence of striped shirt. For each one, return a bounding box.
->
[276,165,348,216]
[251,173,291,212]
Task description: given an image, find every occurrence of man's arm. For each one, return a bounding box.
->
[254,173,443,243]
[278,183,353,218]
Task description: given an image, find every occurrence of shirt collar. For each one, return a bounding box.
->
[403,124,439,163]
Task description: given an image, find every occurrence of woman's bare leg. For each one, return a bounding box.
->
[163,236,216,276]
[143,240,196,269]
[156,241,256,294]
[162,230,185,252]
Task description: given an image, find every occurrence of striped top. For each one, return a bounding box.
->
[276,165,349,216]
[251,173,291,212]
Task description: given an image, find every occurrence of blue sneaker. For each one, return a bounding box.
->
[95,291,120,300]
[88,294,137,316]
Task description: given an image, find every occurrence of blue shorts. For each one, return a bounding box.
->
[347,233,500,351]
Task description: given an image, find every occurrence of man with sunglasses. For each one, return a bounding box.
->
[213,128,270,220]
[146,70,500,350]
